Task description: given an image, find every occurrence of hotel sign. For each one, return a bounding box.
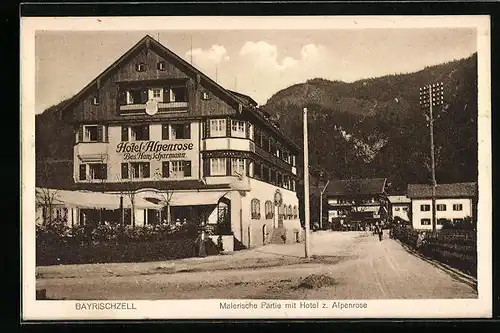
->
[116,141,194,161]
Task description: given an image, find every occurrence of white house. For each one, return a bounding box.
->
[387,195,411,222]
[407,182,477,230]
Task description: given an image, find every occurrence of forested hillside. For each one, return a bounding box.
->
[264,53,478,193]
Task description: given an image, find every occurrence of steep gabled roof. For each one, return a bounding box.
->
[407,182,477,199]
[326,178,387,196]
[57,34,300,151]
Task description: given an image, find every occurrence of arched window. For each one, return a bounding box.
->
[293,206,298,219]
[251,199,261,219]
[265,200,274,219]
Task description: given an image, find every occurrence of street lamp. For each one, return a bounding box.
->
[419,82,444,233]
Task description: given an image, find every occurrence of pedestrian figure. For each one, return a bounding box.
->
[378,225,383,241]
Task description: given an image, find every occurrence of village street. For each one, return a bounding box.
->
[36,231,478,300]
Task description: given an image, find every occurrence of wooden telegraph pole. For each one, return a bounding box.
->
[303,108,311,258]
[419,82,444,233]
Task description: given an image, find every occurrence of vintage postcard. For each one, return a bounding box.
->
[21,15,492,320]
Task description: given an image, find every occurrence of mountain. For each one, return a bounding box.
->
[264,53,478,193]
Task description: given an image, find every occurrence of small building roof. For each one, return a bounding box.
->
[407,182,477,199]
[388,195,411,204]
[326,178,387,196]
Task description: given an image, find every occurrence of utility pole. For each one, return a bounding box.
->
[303,107,311,258]
[319,179,330,230]
[419,82,444,233]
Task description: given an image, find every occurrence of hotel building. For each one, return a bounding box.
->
[37,35,303,249]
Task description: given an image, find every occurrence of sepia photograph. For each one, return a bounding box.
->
[21,15,492,320]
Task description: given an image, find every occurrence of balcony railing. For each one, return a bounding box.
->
[120,102,188,114]
[255,145,291,171]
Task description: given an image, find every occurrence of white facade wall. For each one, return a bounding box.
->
[411,198,473,230]
[74,122,201,183]
[391,204,410,221]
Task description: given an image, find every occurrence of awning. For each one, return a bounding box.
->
[36,188,161,210]
[138,190,229,207]
[169,191,229,206]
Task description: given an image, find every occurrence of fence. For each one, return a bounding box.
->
[392,225,477,278]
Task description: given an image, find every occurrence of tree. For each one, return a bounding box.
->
[151,168,175,224]
[114,173,137,228]
[35,160,60,225]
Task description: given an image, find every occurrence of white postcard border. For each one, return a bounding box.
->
[21,15,492,320]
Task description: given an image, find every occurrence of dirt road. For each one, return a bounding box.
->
[36,231,477,300]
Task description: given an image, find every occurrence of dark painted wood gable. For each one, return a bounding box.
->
[62,36,237,124]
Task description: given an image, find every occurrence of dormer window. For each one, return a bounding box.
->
[157,61,166,71]
[135,63,146,72]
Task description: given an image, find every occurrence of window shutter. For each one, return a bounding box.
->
[226,118,231,136]
[101,164,108,180]
[78,124,84,142]
[226,158,231,176]
[104,125,109,142]
[143,163,150,178]
[184,123,191,139]
[246,160,251,177]
[163,88,170,102]
[183,161,192,177]
[121,126,129,141]
[245,122,250,138]
[119,91,127,105]
[121,163,129,179]
[97,124,103,142]
[79,164,86,181]
[205,120,210,138]
[145,125,150,140]
[162,162,170,178]
[203,158,210,176]
[141,89,148,104]
[162,124,169,140]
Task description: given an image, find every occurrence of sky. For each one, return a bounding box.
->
[35,28,477,114]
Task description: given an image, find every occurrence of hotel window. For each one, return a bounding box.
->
[89,163,107,180]
[254,127,262,146]
[135,63,146,72]
[254,161,262,179]
[121,163,129,179]
[127,88,148,104]
[453,218,464,224]
[265,200,274,219]
[453,204,463,211]
[83,125,99,142]
[293,206,298,219]
[92,93,100,106]
[231,120,245,138]
[202,91,210,100]
[130,162,150,179]
[291,179,296,192]
[437,204,447,211]
[210,158,226,176]
[402,207,408,212]
[170,86,187,102]
[148,88,163,102]
[262,165,270,182]
[421,218,431,226]
[171,123,191,139]
[251,199,261,219]
[131,125,150,141]
[210,119,226,137]
[395,207,400,211]
[170,160,192,178]
[420,204,431,212]
[437,218,447,225]
[270,170,277,185]
[157,61,166,71]
[231,158,245,176]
